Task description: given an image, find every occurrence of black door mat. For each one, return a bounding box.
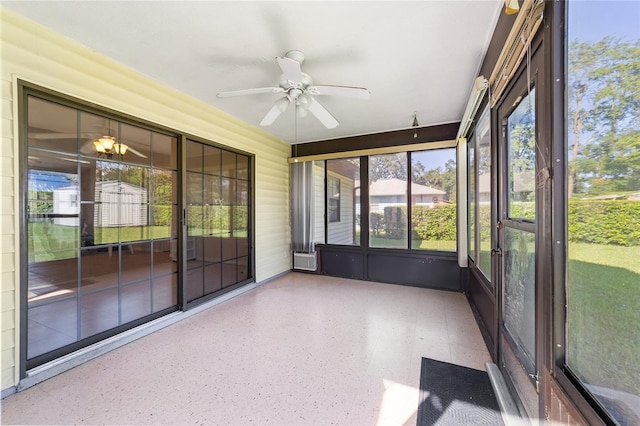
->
[417,357,504,426]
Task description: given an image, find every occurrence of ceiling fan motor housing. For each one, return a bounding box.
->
[284,50,305,64]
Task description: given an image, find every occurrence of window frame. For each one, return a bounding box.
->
[327,176,341,223]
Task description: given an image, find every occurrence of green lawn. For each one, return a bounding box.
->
[567,243,640,396]
[29,223,172,262]
[367,233,456,251]
[29,223,248,263]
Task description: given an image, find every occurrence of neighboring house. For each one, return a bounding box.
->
[52,181,148,228]
[356,178,447,213]
[94,181,148,227]
[477,171,534,203]
[52,185,79,227]
[313,161,358,246]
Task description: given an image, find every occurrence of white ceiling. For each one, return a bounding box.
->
[3,1,502,144]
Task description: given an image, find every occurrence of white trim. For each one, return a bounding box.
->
[288,139,457,163]
[457,138,468,268]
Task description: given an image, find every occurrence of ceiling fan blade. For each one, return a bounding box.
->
[307,85,371,100]
[30,132,96,140]
[126,147,148,158]
[216,87,285,98]
[307,97,339,129]
[276,56,302,85]
[260,97,290,126]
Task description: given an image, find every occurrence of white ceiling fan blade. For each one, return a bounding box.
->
[126,147,148,158]
[30,132,96,140]
[307,97,339,129]
[276,56,302,86]
[307,85,371,100]
[216,87,285,98]
[260,97,290,126]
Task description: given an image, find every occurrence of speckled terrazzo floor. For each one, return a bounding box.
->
[1,272,491,425]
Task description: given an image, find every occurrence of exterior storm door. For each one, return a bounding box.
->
[496,48,544,419]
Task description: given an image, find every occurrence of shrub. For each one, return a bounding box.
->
[568,200,640,246]
[412,204,457,241]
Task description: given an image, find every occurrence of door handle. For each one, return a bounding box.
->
[491,248,503,256]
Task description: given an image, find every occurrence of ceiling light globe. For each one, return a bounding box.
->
[298,93,312,110]
[99,136,115,150]
[93,140,106,153]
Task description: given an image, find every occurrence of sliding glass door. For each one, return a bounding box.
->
[25,95,179,367]
[184,139,252,305]
[23,90,254,369]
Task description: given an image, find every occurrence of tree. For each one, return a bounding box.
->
[368,153,407,181]
[413,159,457,202]
[568,37,640,196]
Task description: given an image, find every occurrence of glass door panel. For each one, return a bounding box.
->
[497,65,540,418]
[503,227,535,361]
[507,88,537,220]
[475,107,492,277]
[25,94,178,367]
[183,139,252,303]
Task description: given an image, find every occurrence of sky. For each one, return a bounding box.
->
[569,0,640,42]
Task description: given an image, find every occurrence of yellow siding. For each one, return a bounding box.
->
[0,8,291,391]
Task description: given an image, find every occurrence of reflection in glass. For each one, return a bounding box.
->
[28,298,77,359]
[203,145,221,175]
[504,228,535,361]
[410,149,456,251]
[152,273,177,312]
[204,263,222,294]
[185,267,204,302]
[187,172,204,238]
[80,288,119,339]
[120,123,151,166]
[153,133,178,169]
[28,165,80,263]
[121,242,152,284]
[566,3,640,423]
[222,150,236,178]
[26,95,179,363]
[121,281,152,323]
[476,106,492,277]
[469,141,476,261]
[153,239,177,275]
[80,247,118,294]
[507,89,536,220]
[237,155,249,180]
[184,140,252,303]
[186,141,202,172]
[327,158,360,245]
[222,259,237,288]
[28,97,78,154]
[238,256,250,282]
[369,153,407,248]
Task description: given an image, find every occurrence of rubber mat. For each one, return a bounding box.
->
[417,357,504,425]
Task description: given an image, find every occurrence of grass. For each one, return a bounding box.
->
[567,243,640,396]
[28,223,243,262]
[367,232,456,251]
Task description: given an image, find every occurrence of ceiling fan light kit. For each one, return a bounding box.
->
[93,135,129,158]
[217,50,370,130]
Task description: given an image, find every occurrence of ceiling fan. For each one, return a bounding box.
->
[216,50,370,129]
